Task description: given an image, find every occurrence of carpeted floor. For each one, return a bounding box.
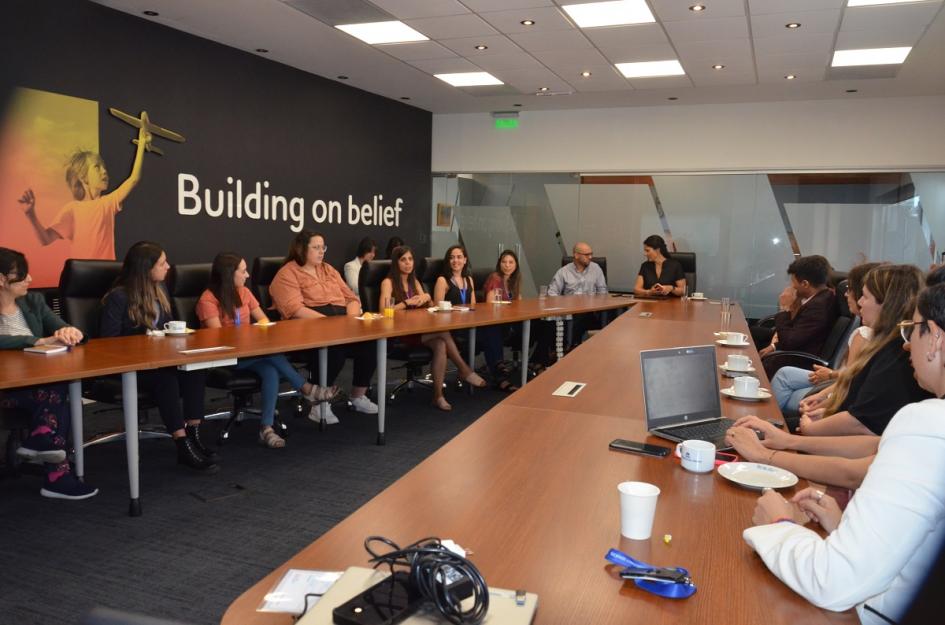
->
[0,364,506,625]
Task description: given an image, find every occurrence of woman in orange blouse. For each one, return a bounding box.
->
[196,253,338,447]
[269,231,378,424]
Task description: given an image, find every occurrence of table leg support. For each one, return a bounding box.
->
[376,338,387,446]
[69,380,83,481]
[121,371,142,517]
[521,319,531,388]
[467,327,476,395]
[318,347,328,430]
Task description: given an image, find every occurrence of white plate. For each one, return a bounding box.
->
[253,321,276,327]
[716,339,749,348]
[164,328,195,336]
[718,363,756,375]
[427,306,471,313]
[721,386,771,402]
[689,296,708,301]
[492,301,511,305]
[718,462,798,490]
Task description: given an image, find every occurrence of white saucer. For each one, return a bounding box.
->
[721,386,771,401]
[718,462,798,490]
[718,363,757,376]
[427,306,471,313]
[164,328,195,336]
[716,339,749,348]
[253,321,276,327]
[689,296,708,301]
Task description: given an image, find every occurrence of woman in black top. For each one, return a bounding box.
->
[100,241,216,472]
[433,245,477,307]
[633,234,686,297]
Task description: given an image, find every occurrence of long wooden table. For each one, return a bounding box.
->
[222,298,855,625]
[0,295,632,515]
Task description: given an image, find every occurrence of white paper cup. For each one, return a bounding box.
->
[437,300,452,310]
[677,439,716,473]
[726,354,751,371]
[618,481,660,540]
[734,376,760,397]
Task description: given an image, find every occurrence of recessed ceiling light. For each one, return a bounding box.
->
[337,75,349,80]
[336,21,428,45]
[520,19,535,26]
[689,4,705,11]
[848,0,932,6]
[143,10,159,16]
[581,71,592,77]
[561,1,656,28]
[474,44,488,50]
[667,96,679,100]
[539,86,549,92]
[712,64,725,70]
[616,59,685,78]
[434,72,503,87]
[846,89,859,93]
[255,48,269,53]
[832,46,912,67]
[785,74,796,80]
[785,23,801,29]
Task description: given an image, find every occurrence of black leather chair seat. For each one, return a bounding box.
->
[85,376,153,406]
[206,367,261,393]
[389,341,433,364]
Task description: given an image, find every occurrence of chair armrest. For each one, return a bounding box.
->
[754,313,777,329]
[761,350,829,375]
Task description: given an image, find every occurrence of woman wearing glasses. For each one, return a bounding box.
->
[737,282,945,625]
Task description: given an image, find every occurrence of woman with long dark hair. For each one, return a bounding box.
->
[101,241,217,472]
[196,253,337,448]
[479,250,523,391]
[633,234,686,297]
[0,247,97,499]
[380,246,486,411]
[433,245,477,307]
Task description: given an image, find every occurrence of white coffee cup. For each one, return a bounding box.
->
[676,439,716,473]
[726,354,751,371]
[164,320,187,333]
[692,292,704,298]
[437,300,452,311]
[618,481,660,540]
[734,376,760,397]
[723,331,747,345]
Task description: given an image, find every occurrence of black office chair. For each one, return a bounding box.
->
[561,255,608,280]
[250,256,284,320]
[359,259,434,400]
[673,252,697,292]
[470,267,492,304]
[421,257,444,296]
[1,405,32,478]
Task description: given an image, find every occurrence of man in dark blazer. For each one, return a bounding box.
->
[759,255,837,358]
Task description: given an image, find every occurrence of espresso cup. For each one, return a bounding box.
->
[676,440,716,473]
[724,331,747,345]
[692,292,704,298]
[438,300,452,310]
[164,321,187,333]
[726,354,751,371]
[734,376,760,397]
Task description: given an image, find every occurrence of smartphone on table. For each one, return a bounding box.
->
[609,439,670,458]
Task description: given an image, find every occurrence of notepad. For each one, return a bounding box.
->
[23,344,68,354]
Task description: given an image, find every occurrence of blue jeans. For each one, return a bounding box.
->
[771,366,813,418]
[235,355,306,427]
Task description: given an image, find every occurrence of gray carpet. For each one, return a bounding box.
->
[0,364,506,625]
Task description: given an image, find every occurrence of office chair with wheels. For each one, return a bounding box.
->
[359,259,434,400]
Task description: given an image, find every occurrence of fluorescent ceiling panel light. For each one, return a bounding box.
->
[847,0,936,6]
[831,46,911,66]
[562,0,655,28]
[335,21,428,45]
[615,59,685,78]
[434,72,504,87]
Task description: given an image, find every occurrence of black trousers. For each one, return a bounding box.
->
[137,368,207,433]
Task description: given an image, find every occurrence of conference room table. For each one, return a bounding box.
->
[0,294,632,516]
[222,297,855,625]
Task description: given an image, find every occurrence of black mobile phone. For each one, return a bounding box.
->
[609,439,670,457]
[332,571,422,625]
[715,451,738,463]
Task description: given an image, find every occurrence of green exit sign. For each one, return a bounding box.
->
[494,118,519,129]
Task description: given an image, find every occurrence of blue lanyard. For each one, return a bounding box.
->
[458,287,467,304]
[234,310,241,326]
[604,549,696,599]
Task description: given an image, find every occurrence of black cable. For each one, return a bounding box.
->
[364,536,489,625]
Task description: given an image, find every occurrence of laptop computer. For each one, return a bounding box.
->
[640,345,735,450]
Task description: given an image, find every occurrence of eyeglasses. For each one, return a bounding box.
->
[899,319,929,344]
[310,245,328,252]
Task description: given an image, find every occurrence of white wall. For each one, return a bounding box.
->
[432,96,945,174]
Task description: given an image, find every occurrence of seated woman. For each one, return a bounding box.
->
[633,235,686,297]
[739,283,945,625]
[479,250,523,391]
[380,246,486,411]
[771,262,881,418]
[0,247,97,500]
[798,264,932,437]
[269,231,377,424]
[195,253,338,448]
[433,244,476,308]
[100,241,217,472]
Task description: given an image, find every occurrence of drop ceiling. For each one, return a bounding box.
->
[93,0,945,113]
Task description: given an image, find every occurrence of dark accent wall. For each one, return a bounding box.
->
[0,0,431,271]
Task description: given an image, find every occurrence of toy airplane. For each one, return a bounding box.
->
[108,108,185,155]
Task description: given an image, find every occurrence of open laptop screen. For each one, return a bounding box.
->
[640,346,721,429]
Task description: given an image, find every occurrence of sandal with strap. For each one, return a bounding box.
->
[464,372,488,388]
[432,396,453,412]
[496,378,519,393]
[304,384,339,403]
[259,428,286,449]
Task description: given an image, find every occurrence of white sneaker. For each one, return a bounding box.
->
[350,395,379,414]
[308,402,339,425]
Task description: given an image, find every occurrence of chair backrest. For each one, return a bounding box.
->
[359,259,392,313]
[251,257,284,316]
[421,257,444,295]
[167,263,211,328]
[673,252,697,292]
[835,279,851,318]
[561,256,608,280]
[471,267,493,303]
[58,259,122,338]
[820,314,855,366]
[828,315,861,369]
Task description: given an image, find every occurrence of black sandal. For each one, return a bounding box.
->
[496,378,519,393]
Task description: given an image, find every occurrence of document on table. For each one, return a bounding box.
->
[257,569,342,614]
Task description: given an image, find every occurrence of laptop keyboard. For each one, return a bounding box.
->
[666,418,736,444]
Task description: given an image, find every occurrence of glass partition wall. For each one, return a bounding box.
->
[432,172,945,319]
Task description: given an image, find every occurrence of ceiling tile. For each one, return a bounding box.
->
[755,51,828,71]
[835,28,924,50]
[560,65,632,92]
[841,3,943,33]
[750,9,842,38]
[471,51,546,71]
[479,6,575,34]
[463,0,554,11]
[366,0,469,19]
[756,66,825,83]
[583,23,669,48]
[596,41,677,63]
[626,75,693,89]
[439,34,524,56]
[407,56,482,74]
[674,38,753,58]
[529,47,610,71]
[404,14,498,39]
[681,54,755,77]
[663,15,750,42]
[748,0,844,15]
[650,0,746,22]
[753,31,835,55]
[688,70,757,87]
[493,67,574,93]
[378,40,458,61]
[510,28,593,52]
